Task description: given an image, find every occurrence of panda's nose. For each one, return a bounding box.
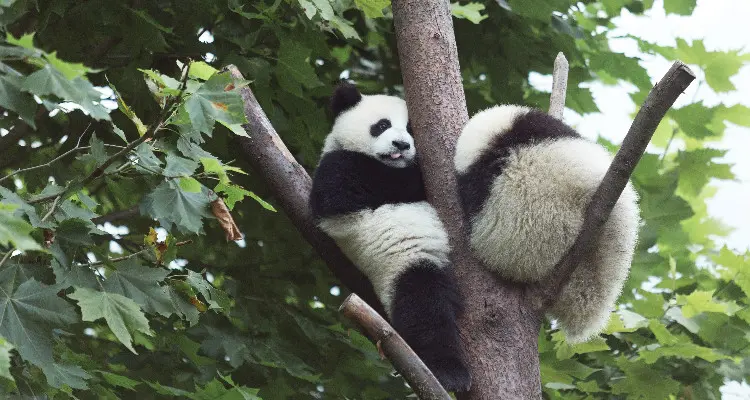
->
[392,140,411,151]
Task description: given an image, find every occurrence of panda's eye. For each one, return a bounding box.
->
[370,119,391,137]
[406,121,413,135]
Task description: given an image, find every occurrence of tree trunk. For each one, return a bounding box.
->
[392,1,543,398]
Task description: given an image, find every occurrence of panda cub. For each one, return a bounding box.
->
[309,83,471,391]
[454,105,640,343]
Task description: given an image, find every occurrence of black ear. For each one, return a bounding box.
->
[330,82,362,118]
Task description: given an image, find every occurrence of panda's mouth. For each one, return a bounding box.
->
[379,152,404,160]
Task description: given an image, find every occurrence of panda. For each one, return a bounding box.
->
[309,83,471,391]
[454,105,640,343]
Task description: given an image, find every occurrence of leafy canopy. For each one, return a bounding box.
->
[0,0,748,398]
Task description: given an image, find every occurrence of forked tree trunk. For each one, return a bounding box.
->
[391,1,543,398]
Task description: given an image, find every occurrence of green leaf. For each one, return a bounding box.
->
[639,342,731,364]
[670,102,717,139]
[589,52,651,90]
[185,72,246,134]
[21,64,110,121]
[179,177,202,193]
[164,285,200,326]
[603,310,648,334]
[552,332,609,359]
[102,259,173,317]
[354,0,390,18]
[676,148,734,197]
[41,363,91,389]
[68,287,153,354]
[716,104,750,127]
[0,278,77,366]
[140,180,212,235]
[163,153,199,177]
[0,75,38,127]
[188,61,219,80]
[215,182,275,211]
[111,82,147,136]
[677,290,732,318]
[713,247,750,298]
[44,51,95,80]
[506,0,558,20]
[611,358,680,399]
[0,203,42,251]
[451,2,488,24]
[275,37,323,97]
[186,270,230,311]
[664,0,696,16]
[0,337,14,382]
[98,371,141,390]
[52,259,99,289]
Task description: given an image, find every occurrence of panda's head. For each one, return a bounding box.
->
[322,83,415,168]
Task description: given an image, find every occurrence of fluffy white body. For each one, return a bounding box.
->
[318,202,450,311]
[455,105,640,342]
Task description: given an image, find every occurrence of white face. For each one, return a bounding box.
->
[323,95,416,168]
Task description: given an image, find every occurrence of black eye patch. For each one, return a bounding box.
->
[370,118,392,137]
[406,121,413,135]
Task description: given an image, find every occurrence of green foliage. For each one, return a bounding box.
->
[0,0,747,398]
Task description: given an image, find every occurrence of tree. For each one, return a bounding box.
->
[0,0,748,399]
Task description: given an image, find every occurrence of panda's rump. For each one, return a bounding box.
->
[469,138,619,281]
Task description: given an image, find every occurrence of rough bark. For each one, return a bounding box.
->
[227,66,383,314]
[548,52,569,119]
[392,1,543,398]
[340,294,451,400]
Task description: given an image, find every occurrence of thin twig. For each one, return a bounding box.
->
[91,206,139,225]
[535,61,696,308]
[340,294,452,400]
[40,195,62,223]
[0,251,12,269]
[549,52,569,119]
[81,240,192,267]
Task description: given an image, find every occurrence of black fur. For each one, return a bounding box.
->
[330,82,362,118]
[456,109,580,218]
[309,150,425,220]
[391,261,470,392]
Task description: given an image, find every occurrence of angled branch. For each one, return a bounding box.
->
[535,61,696,307]
[91,206,139,225]
[226,65,383,314]
[549,52,569,119]
[340,294,451,400]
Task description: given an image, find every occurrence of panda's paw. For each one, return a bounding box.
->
[428,358,472,393]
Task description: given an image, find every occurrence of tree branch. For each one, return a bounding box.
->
[535,61,696,307]
[392,1,542,398]
[91,206,139,225]
[226,65,383,314]
[340,294,451,400]
[548,52,569,119]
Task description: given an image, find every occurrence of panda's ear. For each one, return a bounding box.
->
[330,82,362,118]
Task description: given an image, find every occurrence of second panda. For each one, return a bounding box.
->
[454,105,640,343]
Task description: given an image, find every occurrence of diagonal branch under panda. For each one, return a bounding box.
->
[340,294,452,400]
[225,65,385,315]
[532,61,696,310]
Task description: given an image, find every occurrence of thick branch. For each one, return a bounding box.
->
[536,61,695,306]
[91,206,139,225]
[226,65,382,313]
[392,1,542,398]
[340,294,451,400]
[548,52,569,119]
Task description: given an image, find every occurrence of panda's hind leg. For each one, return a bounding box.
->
[390,260,471,392]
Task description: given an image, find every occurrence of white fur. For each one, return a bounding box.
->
[457,106,640,343]
[318,202,450,312]
[323,95,415,168]
[454,104,530,174]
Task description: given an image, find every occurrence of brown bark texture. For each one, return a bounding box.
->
[392,1,543,398]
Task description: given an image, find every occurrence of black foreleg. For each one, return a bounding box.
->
[390,261,471,392]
